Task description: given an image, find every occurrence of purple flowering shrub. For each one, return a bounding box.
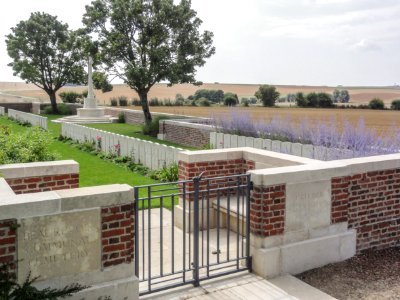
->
[211,109,400,160]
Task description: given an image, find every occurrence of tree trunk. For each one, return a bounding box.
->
[48,91,59,114]
[139,92,152,124]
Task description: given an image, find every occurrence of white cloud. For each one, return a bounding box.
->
[352,39,381,52]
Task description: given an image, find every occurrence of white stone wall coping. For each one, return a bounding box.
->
[249,153,400,186]
[0,160,79,179]
[0,184,133,219]
[162,119,214,131]
[178,147,318,166]
[0,178,15,197]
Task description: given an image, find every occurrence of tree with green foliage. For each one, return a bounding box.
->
[6,12,86,114]
[223,93,238,106]
[369,98,385,110]
[391,99,400,110]
[83,0,215,124]
[295,92,307,107]
[333,89,350,103]
[255,85,280,107]
[317,92,334,108]
[306,92,319,107]
[340,90,350,103]
[92,71,113,93]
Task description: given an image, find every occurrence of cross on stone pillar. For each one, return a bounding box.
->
[84,56,97,109]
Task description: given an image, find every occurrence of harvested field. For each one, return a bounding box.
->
[3,82,400,105]
[147,106,400,133]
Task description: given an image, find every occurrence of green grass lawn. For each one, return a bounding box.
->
[0,115,179,208]
[85,123,197,150]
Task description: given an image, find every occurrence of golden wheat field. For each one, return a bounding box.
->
[2,82,400,106]
[1,82,400,132]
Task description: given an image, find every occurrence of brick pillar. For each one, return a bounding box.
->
[0,219,17,274]
[101,203,135,268]
[250,185,286,237]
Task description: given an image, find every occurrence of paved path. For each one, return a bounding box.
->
[141,273,336,300]
[138,208,336,300]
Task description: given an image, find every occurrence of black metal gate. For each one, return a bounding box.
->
[134,173,252,296]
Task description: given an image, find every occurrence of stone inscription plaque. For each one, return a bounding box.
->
[18,209,101,282]
[285,180,331,232]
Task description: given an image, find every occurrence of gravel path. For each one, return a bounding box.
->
[297,247,400,300]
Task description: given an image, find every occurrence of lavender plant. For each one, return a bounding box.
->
[211,109,400,160]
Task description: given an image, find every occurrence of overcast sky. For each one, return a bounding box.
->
[0,0,399,86]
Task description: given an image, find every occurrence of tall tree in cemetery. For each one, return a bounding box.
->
[83,0,215,123]
[6,12,86,113]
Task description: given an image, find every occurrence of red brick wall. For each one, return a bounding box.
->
[251,185,286,237]
[0,103,32,113]
[0,219,17,273]
[104,108,188,125]
[179,159,249,180]
[161,122,211,148]
[179,159,254,200]
[6,173,79,194]
[101,203,134,268]
[331,169,400,252]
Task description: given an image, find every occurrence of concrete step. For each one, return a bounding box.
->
[52,116,118,124]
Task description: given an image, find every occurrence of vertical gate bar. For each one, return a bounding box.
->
[227,189,230,261]
[160,196,163,276]
[171,194,175,274]
[182,182,186,282]
[189,189,191,271]
[206,180,210,277]
[147,186,152,292]
[236,177,240,269]
[193,176,200,287]
[134,187,139,278]
[217,188,220,264]
[142,188,145,280]
[246,174,252,272]
[241,180,245,256]
[201,191,204,267]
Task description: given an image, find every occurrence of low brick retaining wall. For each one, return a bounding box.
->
[0,102,32,113]
[178,148,400,277]
[0,160,79,194]
[0,161,138,299]
[160,119,213,148]
[104,107,189,125]
[331,169,400,252]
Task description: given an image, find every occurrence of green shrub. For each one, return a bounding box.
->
[149,98,161,106]
[59,91,83,103]
[224,93,239,106]
[0,127,59,164]
[0,261,86,300]
[241,98,250,107]
[196,98,211,107]
[43,103,73,115]
[391,99,400,110]
[118,96,128,106]
[183,99,195,106]
[118,112,126,123]
[131,98,141,106]
[149,163,178,182]
[142,116,169,137]
[369,98,385,110]
[110,97,118,106]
